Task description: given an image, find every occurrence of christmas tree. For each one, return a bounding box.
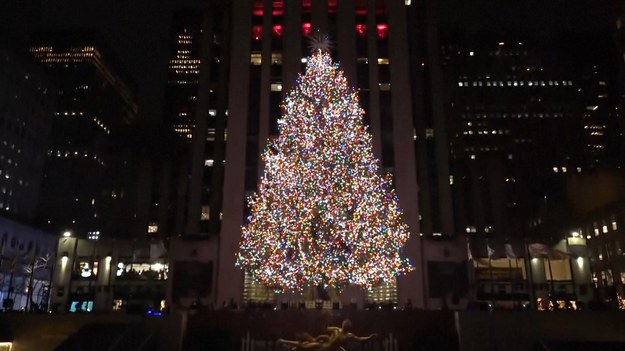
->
[236,47,412,292]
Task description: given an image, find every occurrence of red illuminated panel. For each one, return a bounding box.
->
[252,26,263,41]
[328,0,337,13]
[376,24,388,39]
[273,24,283,37]
[273,0,283,16]
[302,23,312,36]
[253,1,284,16]
[252,0,263,16]
[356,24,367,38]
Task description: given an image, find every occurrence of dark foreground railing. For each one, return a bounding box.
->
[183,309,459,351]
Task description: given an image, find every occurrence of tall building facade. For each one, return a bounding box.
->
[29,31,138,240]
[0,41,54,220]
[164,10,204,140]
[170,0,467,311]
[441,31,624,308]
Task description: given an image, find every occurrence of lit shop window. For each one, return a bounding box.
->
[116,262,168,281]
[148,224,158,234]
[201,206,210,221]
[69,300,93,313]
[76,261,99,279]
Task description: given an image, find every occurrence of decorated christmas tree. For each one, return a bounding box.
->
[236,44,412,292]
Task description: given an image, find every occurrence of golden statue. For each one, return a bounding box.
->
[278,319,377,351]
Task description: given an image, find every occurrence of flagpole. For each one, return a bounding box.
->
[487,239,494,309]
[508,253,514,309]
[563,238,574,306]
[546,251,555,308]
[0,236,6,297]
[67,237,79,312]
[88,239,97,306]
[46,253,55,312]
[6,254,17,310]
[524,240,536,309]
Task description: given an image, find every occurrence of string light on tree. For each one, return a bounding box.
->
[236,46,413,292]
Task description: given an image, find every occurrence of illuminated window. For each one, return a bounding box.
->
[243,272,276,304]
[377,58,389,65]
[116,262,168,280]
[425,128,434,138]
[366,278,398,304]
[201,206,210,221]
[77,261,99,279]
[271,53,282,65]
[250,52,262,65]
[70,300,93,313]
[271,83,283,92]
[148,224,158,233]
[113,299,124,311]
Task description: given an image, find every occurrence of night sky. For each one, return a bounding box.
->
[0,0,617,124]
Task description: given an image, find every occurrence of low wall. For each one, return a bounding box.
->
[0,312,185,351]
[2,310,624,351]
[456,311,625,351]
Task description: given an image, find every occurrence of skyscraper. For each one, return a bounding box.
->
[0,39,55,220]
[441,30,624,307]
[164,10,204,141]
[30,31,138,240]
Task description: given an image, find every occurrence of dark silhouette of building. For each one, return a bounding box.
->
[440,29,624,308]
[0,38,55,220]
[29,31,138,240]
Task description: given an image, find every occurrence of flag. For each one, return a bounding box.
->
[528,243,549,258]
[505,243,517,259]
[150,240,167,261]
[487,244,495,259]
[551,249,573,259]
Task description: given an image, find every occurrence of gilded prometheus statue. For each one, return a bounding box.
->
[278,319,377,351]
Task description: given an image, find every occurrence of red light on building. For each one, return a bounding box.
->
[273,24,283,37]
[302,23,312,36]
[376,24,388,39]
[328,0,337,13]
[356,24,367,38]
[252,0,263,16]
[273,0,284,15]
[252,26,263,41]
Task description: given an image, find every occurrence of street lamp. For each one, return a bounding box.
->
[63,231,71,237]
